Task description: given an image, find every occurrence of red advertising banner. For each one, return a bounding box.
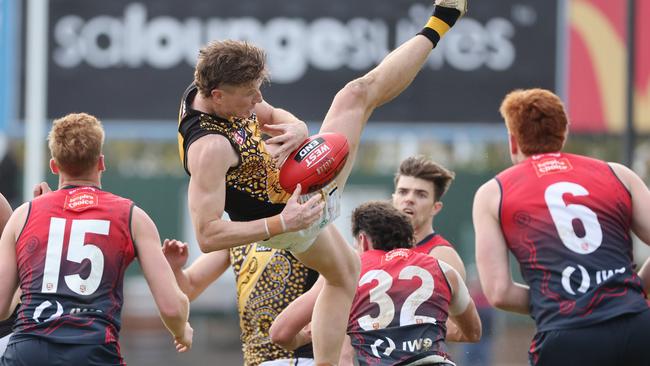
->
[568,0,650,133]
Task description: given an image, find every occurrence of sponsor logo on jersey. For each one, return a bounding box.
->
[383,248,411,263]
[532,156,573,177]
[234,128,247,145]
[64,191,99,212]
[256,244,272,252]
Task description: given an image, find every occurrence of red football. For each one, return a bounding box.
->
[280,133,349,194]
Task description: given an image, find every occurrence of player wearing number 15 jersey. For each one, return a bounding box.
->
[474,89,650,366]
[346,201,481,366]
[0,113,192,366]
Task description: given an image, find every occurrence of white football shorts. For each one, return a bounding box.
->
[259,358,315,366]
[0,333,11,356]
[262,181,341,253]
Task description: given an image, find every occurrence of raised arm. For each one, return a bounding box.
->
[131,206,192,351]
[255,100,308,165]
[186,135,324,253]
[162,239,230,301]
[473,179,530,314]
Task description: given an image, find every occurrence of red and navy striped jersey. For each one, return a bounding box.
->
[13,186,135,344]
[348,248,453,365]
[497,152,647,332]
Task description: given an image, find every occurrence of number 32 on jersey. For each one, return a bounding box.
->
[357,265,437,331]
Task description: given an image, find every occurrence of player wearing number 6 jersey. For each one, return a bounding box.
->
[473,88,650,366]
[0,113,192,366]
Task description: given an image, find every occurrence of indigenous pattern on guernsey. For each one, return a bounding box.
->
[178,83,291,221]
[229,243,318,365]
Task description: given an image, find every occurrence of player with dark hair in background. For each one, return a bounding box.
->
[271,201,481,365]
[0,113,193,366]
[392,156,466,279]
[473,88,650,366]
[345,201,480,365]
[177,1,468,363]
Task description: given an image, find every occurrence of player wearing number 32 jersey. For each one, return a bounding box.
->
[0,113,192,366]
[474,89,650,366]
[346,202,481,366]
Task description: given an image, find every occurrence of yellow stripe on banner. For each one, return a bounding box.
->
[425,17,451,38]
[636,80,650,130]
[570,0,626,132]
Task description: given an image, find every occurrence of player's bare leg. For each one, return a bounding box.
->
[293,226,358,364]
[322,1,467,192]
[295,2,467,363]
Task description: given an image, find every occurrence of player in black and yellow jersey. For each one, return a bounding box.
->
[176,1,468,364]
[163,239,318,366]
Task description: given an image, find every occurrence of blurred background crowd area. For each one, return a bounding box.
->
[1,0,649,365]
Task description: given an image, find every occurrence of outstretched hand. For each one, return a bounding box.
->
[262,122,308,167]
[162,239,189,271]
[280,184,324,232]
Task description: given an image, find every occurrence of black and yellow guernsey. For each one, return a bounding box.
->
[177,83,290,221]
[178,83,317,364]
[230,243,317,364]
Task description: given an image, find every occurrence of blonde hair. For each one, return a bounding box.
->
[48,113,104,175]
[194,40,268,97]
[500,88,568,155]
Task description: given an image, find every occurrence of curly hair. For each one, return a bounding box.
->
[394,156,455,202]
[352,201,414,251]
[194,40,268,97]
[48,113,104,176]
[500,88,568,155]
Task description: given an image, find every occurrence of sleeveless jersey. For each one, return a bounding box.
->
[412,232,453,255]
[497,152,647,332]
[177,83,291,221]
[348,249,453,366]
[229,243,318,365]
[13,186,135,344]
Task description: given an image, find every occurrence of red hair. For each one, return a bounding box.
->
[48,113,104,175]
[500,88,568,155]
